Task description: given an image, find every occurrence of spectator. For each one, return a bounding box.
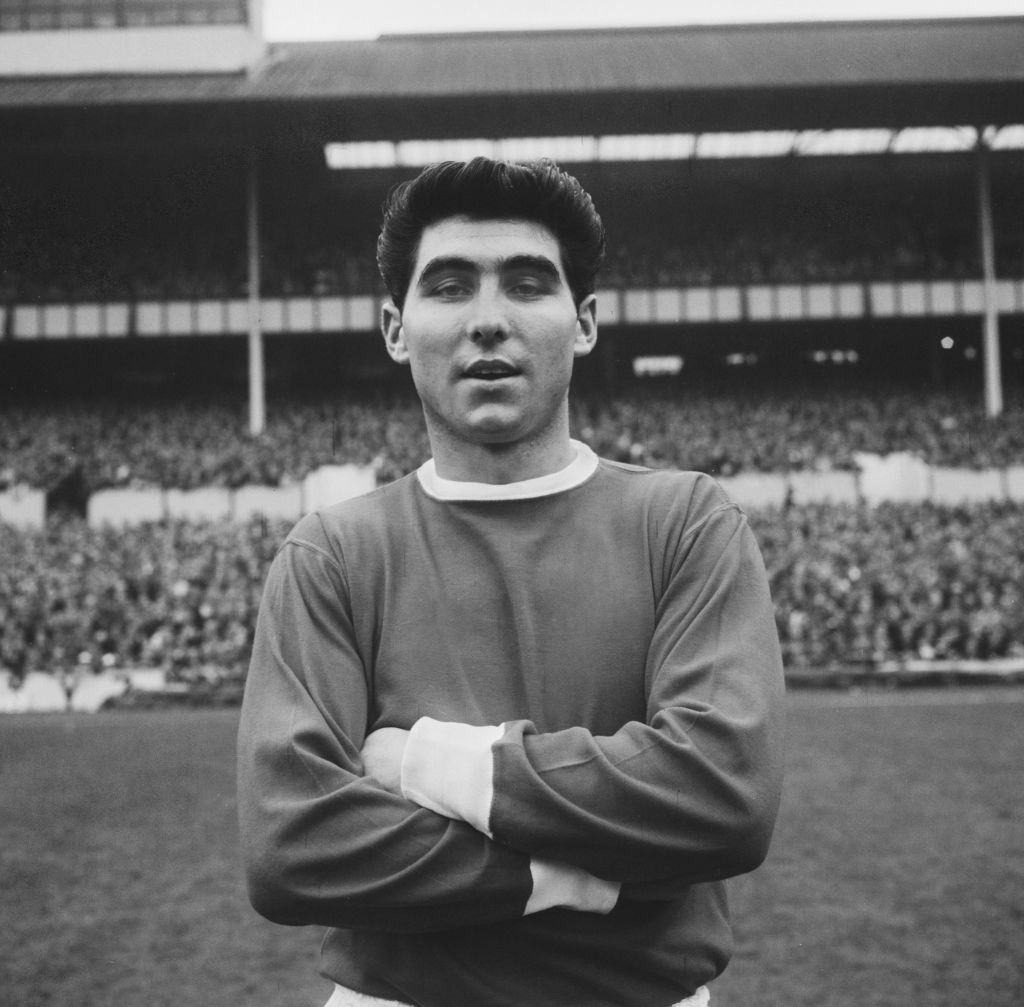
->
[2,499,1023,681]
[2,383,1023,494]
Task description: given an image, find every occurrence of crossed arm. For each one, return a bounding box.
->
[238,524,620,935]
[237,505,785,935]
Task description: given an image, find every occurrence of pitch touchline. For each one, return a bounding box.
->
[788,687,1024,709]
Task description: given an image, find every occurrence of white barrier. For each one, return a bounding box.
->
[14,460,1024,532]
[930,468,1006,504]
[303,465,378,512]
[746,286,775,321]
[124,669,169,693]
[0,486,46,528]
[0,668,176,715]
[69,674,127,713]
[854,451,931,505]
[82,468,376,528]
[0,671,66,713]
[87,488,164,526]
[876,658,1024,677]
[1007,466,1024,503]
[233,484,303,523]
[10,278,1024,340]
[623,289,653,324]
[787,470,859,505]
[718,473,789,509]
[653,288,683,324]
[595,289,621,325]
[166,487,232,522]
[348,296,377,331]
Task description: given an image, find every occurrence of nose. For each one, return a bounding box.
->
[466,286,510,345]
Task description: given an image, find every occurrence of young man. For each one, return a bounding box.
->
[237,158,785,1007]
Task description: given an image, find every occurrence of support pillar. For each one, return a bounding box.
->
[976,133,1003,418]
[247,152,265,436]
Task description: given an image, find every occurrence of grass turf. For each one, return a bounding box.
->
[1,689,1022,1007]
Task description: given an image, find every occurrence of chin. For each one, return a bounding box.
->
[465,423,525,446]
[461,409,527,442]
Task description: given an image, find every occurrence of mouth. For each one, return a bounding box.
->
[462,359,522,381]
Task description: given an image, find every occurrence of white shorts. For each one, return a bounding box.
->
[324,982,711,1007]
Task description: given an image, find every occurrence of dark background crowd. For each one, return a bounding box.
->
[3,151,1024,304]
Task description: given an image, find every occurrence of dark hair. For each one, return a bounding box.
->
[377,157,605,310]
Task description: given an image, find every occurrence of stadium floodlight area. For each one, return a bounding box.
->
[632,355,684,378]
[325,126,1024,170]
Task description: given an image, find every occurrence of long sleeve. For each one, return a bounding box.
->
[237,519,615,935]
[239,471,776,1005]
[399,496,785,890]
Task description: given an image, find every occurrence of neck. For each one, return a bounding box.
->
[428,425,576,485]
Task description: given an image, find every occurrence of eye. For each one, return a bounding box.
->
[508,277,549,297]
[430,279,471,299]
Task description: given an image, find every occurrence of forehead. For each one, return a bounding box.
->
[411,216,565,278]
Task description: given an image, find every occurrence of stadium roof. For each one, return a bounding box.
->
[4,17,1024,151]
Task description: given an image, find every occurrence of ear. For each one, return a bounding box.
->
[573,294,598,359]
[381,300,410,365]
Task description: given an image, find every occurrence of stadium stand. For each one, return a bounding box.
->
[756,501,1024,670]
[2,374,1024,690]
[2,382,1024,496]
[3,499,1022,690]
[3,154,1023,303]
[0,515,272,687]
[3,17,1024,696]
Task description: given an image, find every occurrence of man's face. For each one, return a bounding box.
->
[381,216,597,455]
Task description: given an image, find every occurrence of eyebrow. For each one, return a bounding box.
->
[415,254,563,289]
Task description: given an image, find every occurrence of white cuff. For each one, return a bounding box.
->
[400,717,504,836]
[525,857,620,916]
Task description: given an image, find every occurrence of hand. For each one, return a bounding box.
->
[360,727,411,795]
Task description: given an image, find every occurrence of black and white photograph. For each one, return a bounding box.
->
[2,2,1022,1005]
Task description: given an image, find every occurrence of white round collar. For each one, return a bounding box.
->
[416,440,599,502]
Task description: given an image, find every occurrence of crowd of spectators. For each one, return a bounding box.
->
[3,378,1024,686]
[0,389,427,493]
[570,384,1024,475]
[596,210,1000,288]
[4,157,1024,688]
[0,232,385,304]
[6,227,1023,305]
[2,383,1023,496]
[2,500,1021,686]
[0,516,277,686]
[751,501,1024,669]
[4,158,1024,304]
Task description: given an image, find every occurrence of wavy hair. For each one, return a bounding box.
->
[377,157,606,310]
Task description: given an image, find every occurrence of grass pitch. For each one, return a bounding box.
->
[1,689,1022,1007]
